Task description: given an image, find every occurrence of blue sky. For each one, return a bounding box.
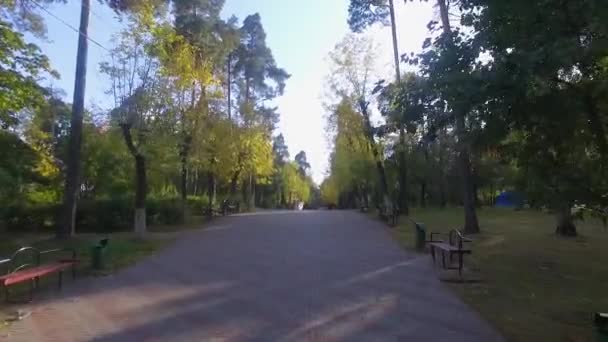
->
[37,0,434,184]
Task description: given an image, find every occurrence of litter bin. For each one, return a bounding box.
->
[415,223,426,250]
[91,238,109,270]
[596,313,608,342]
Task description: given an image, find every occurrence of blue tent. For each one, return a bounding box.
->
[495,191,524,208]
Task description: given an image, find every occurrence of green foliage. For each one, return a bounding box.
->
[347,0,390,33]
[332,0,608,235]
[322,97,377,208]
[0,0,299,235]
[281,162,311,205]
[1,197,207,233]
[0,20,57,128]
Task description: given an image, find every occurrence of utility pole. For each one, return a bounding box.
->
[388,0,409,215]
[388,0,401,83]
[59,0,90,238]
[227,52,232,120]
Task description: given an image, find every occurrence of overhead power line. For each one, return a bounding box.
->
[30,0,110,52]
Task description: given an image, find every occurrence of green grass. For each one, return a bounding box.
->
[0,233,172,274]
[392,207,608,342]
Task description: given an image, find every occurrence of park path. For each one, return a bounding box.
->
[4,210,503,341]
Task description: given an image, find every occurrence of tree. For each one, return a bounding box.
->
[294,151,310,176]
[100,8,168,234]
[326,33,390,208]
[272,133,289,166]
[59,0,166,238]
[170,0,238,215]
[228,13,289,204]
[405,0,481,233]
[325,97,378,208]
[459,0,608,235]
[281,162,311,207]
[376,73,431,207]
[348,0,409,215]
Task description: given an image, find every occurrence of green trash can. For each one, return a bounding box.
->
[596,313,608,342]
[91,238,109,270]
[415,223,426,250]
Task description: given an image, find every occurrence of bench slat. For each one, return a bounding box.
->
[429,242,471,253]
[0,262,74,286]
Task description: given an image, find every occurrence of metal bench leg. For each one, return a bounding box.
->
[430,246,436,264]
[441,251,446,269]
[29,279,34,302]
[459,253,463,277]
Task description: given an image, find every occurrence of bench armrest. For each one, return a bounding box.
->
[429,232,443,242]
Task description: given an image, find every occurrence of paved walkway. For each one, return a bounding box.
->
[5,211,503,341]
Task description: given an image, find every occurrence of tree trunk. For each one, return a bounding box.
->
[555,204,577,236]
[207,171,215,217]
[420,182,426,208]
[59,0,90,239]
[438,135,447,208]
[230,169,240,198]
[420,144,429,208]
[438,0,479,233]
[134,154,147,235]
[120,124,147,234]
[473,178,480,208]
[457,114,480,234]
[193,168,198,196]
[180,152,188,218]
[398,128,409,215]
[248,173,255,209]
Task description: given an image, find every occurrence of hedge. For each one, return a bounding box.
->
[1,197,207,233]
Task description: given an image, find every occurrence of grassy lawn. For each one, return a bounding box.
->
[392,207,607,342]
[0,233,173,274]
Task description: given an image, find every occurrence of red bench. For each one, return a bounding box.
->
[0,247,78,302]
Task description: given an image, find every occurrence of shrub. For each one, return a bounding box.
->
[76,198,132,232]
[186,195,210,214]
[147,198,184,225]
[1,197,197,233]
[2,203,59,232]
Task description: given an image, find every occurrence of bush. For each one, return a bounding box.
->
[2,203,60,232]
[147,198,184,225]
[186,195,210,214]
[1,197,200,233]
[76,198,133,232]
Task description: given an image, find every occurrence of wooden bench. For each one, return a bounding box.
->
[221,200,239,216]
[0,247,78,302]
[202,207,222,218]
[377,204,399,226]
[428,229,472,276]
